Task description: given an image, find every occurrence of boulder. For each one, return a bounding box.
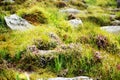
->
[37,76,93,80]
[101,26,120,33]
[2,0,14,3]
[60,8,80,14]
[5,14,33,30]
[69,19,83,27]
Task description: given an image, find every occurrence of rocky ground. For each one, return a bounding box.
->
[0,0,120,80]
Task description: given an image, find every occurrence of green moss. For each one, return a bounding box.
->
[17,6,48,24]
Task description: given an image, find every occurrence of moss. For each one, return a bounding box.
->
[0,69,16,80]
[69,0,88,9]
[116,12,120,20]
[86,15,111,26]
[17,6,48,24]
[34,39,57,50]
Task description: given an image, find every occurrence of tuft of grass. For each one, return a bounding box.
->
[54,55,64,73]
[17,6,48,25]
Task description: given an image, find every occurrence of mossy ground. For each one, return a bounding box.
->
[0,0,120,80]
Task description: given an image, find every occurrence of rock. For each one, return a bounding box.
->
[62,0,69,2]
[117,0,120,8]
[60,43,82,51]
[38,50,56,55]
[4,14,33,30]
[69,19,83,27]
[27,45,39,54]
[49,32,62,45]
[27,45,57,55]
[2,0,14,3]
[60,8,80,14]
[101,26,120,33]
[111,20,120,26]
[37,76,93,80]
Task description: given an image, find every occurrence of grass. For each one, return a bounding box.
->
[0,0,120,80]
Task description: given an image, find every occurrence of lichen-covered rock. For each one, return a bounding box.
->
[49,32,62,45]
[37,76,93,80]
[60,8,80,14]
[2,0,14,3]
[101,26,120,33]
[4,14,33,30]
[69,19,83,27]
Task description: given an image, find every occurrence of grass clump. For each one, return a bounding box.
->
[69,0,88,9]
[55,1,67,8]
[0,69,16,80]
[34,39,57,50]
[17,6,48,25]
[86,0,116,7]
[86,15,111,26]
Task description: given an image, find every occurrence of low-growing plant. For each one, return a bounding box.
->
[34,39,57,50]
[17,6,48,24]
[55,1,67,8]
[54,55,63,73]
[87,15,110,26]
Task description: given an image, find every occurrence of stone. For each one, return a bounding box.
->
[38,50,56,55]
[60,43,82,51]
[49,32,62,45]
[69,19,83,27]
[101,26,120,33]
[27,45,39,54]
[2,0,14,3]
[60,8,80,14]
[117,0,120,8]
[111,20,120,26]
[37,76,93,80]
[5,14,33,31]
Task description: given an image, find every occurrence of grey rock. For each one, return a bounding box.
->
[62,0,69,2]
[111,20,120,26]
[38,50,56,55]
[27,45,39,54]
[69,19,83,27]
[60,8,80,14]
[117,0,120,8]
[2,0,14,3]
[60,43,82,51]
[49,32,62,45]
[27,45,57,55]
[37,76,93,80]
[5,14,33,31]
[101,26,120,33]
